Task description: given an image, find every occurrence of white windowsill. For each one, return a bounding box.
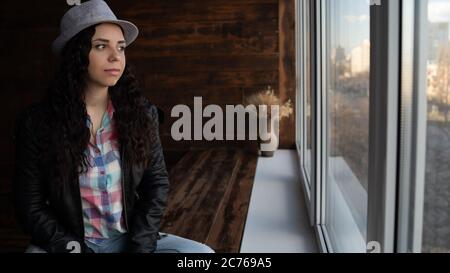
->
[240,150,318,253]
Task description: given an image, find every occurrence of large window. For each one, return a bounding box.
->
[295,0,450,253]
[323,0,370,252]
[423,0,450,253]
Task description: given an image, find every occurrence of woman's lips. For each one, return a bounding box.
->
[104,69,121,76]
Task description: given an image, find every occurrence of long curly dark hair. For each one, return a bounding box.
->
[41,24,154,194]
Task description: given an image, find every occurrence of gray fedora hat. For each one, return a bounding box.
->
[52,0,139,55]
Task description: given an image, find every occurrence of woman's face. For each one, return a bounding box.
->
[87,23,126,88]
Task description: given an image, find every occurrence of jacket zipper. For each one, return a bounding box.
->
[121,147,129,231]
[75,173,86,241]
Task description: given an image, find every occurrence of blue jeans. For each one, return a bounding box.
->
[25,232,215,253]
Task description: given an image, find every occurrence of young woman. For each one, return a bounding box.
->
[13,0,214,253]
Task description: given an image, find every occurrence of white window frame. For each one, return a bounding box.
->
[396,0,428,253]
[295,0,429,253]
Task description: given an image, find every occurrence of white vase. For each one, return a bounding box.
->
[258,116,279,157]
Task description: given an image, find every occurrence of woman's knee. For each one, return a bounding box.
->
[181,240,215,253]
[157,233,215,253]
[196,243,215,253]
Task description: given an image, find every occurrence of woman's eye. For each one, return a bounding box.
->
[118,46,126,52]
[95,44,106,50]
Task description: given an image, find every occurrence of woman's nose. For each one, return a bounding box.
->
[108,50,121,62]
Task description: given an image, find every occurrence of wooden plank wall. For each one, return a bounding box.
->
[0,0,295,233]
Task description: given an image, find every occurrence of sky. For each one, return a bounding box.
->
[329,0,371,53]
[429,0,450,40]
[429,0,450,24]
[329,0,450,54]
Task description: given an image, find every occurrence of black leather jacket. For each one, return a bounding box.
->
[12,100,169,253]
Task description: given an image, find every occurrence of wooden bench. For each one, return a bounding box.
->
[160,147,258,253]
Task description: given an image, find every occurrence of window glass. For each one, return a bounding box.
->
[324,0,370,252]
[423,0,450,253]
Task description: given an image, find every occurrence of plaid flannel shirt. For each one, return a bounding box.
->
[79,99,127,245]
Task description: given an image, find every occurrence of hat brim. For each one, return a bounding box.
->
[52,19,139,56]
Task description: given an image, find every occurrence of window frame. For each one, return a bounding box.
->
[366,0,401,253]
[396,0,428,253]
[320,0,374,253]
[295,0,315,226]
[295,0,329,252]
[295,0,430,253]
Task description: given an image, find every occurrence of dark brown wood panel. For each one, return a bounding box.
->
[143,71,278,90]
[278,0,296,149]
[0,0,296,251]
[115,0,278,25]
[0,0,295,160]
[148,86,243,105]
[132,55,278,73]
[0,229,29,253]
[130,23,278,57]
